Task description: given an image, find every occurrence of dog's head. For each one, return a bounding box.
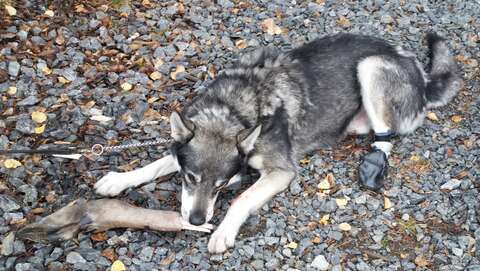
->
[169,111,261,225]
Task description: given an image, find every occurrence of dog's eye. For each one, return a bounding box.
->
[185,173,196,184]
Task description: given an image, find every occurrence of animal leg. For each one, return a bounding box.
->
[208,169,295,253]
[357,57,397,190]
[17,198,212,242]
[95,154,179,196]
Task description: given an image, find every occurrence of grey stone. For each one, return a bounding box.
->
[66,251,86,264]
[139,246,154,262]
[0,195,20,212]
[17,96,39,106]
[440,179,462,190]
[1,232,15,256]
[79,37,102,51]
[8,61,20,77]
[15,263,37,271]
[311,255,330,270]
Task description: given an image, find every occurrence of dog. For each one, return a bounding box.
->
[94,33,461,253]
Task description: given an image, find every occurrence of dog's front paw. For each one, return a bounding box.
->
[208,226,237,253]
[94,172,133,196]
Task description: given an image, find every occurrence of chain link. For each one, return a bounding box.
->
[90,138,173,156]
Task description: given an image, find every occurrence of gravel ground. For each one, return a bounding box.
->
[1,0,479,270]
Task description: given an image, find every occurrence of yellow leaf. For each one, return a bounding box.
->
[409,154,420,162]
[111,260,126,271]
[451,115,462,123]
[154,58,164,68]
[34,124,46,134]
[261,18,282,35]
[384,196,392,209]
[58,76,70,84]
[318,173,334,190]
[7,86,17,95]
[286,241,298,249]
[121,82,133,91]
[41,66,52,75]
[31,111,47,123]
[426,111,438,121]
[338,222,352,231]
[5,5,17,16]
[235,39,248,49]
[319,214,330,225]
[149,71,162,81]
[312,236,321,244]
[317,178,330,190]
[44,10,54,17]
[335,197,348,209]
[336,16,351,28]
[170,65,185,81]
[415,255,429,267]
[4,159,22,169]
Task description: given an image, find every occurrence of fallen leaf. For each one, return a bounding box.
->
[56,34,65,45]
[154,58,164,68]
[170,65,185,81]
[75,4,89,13]
[261,18,282,35]
[34,124,46,134]
[41,66,52,75]
[336,16,351,28]
[5,5,17,16]
[111,260,126,271]
[235,39,248,49]
[91,232,108,242]
[31,208,45,214]
[335,197,349,209]
[299,157,310,165]
[426,111,438,121]
[414,255,429,267]
[7,86,17,95]
[101,248,116,262]
[149,71,162,81]
[409,154,420,162]
[319,214,330,225]
[45,191,56,203]
[120,82,133,91]
[58,76,70,84]
[318,173,335,191]
[312,236,321,244]
[451,115,462,123]
[384,196,392,209]
[338,222,352,231]
[4,159,22,169]
[207,64,216,79]
[286,241,298,249]
[31,111,47,123]
[160,252,175,266]
[44,10,54,17]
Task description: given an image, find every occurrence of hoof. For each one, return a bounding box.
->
[358,149,388,191]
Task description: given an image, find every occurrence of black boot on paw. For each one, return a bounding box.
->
[358,149,388,191]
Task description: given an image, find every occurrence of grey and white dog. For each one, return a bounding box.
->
[94,33,461,253]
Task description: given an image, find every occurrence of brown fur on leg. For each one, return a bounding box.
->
[17,198,213,242]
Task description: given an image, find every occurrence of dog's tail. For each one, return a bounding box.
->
[425,33,462,109]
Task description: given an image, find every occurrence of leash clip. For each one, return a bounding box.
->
[90,144,104,156]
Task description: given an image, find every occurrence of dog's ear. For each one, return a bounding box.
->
[237,125,262,154]
[170,111,194,143]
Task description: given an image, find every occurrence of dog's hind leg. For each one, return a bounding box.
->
[208,168,296,253]
[356,56,403,190]
[95,155,179,196]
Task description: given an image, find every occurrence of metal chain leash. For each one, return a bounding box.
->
[90,138,174,156]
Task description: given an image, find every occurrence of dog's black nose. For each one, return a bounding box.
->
[189,212,206,226]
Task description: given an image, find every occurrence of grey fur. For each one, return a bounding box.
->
[170,33,461,227]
